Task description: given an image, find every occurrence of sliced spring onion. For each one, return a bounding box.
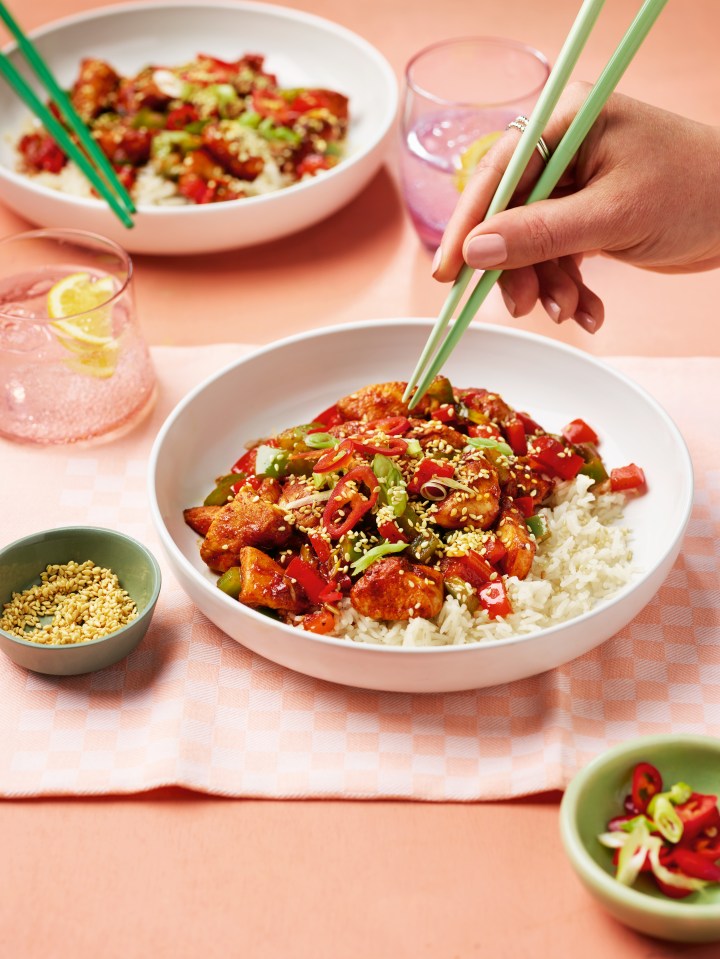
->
[405,439,423,457]
[466,437,513,457]
[305,432,339,450]
[420,480,448,502]
[597,832,630,849]
[281,491,333,510]
[646,795,684,843]
[615,821,655,887]
[420,476,475,501]
[350,541,408,575]
[373,454,408,518]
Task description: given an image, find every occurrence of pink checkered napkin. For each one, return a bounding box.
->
[0,347,718,800]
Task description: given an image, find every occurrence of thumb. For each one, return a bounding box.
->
[462,188,617,271]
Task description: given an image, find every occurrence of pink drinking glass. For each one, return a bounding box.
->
[0,228,156,444]
[399,36,550,249]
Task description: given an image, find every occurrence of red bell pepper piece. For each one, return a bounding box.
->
[407,458,454,495]
[307,531,332,565]
[453,551,496,587]
[467,422,502,440]
[286,557,329,605]
[314,438,355,474]
[504,417,527,456]
[513,496,535,518]
[478,580,513,619]
[377,519,410,544]
[631,762,663,814]
[231,447,258,474]
[312,403,344,428]
[562,418,599,445]
[516,410,543,435]
[675,793,720,841]
[433,404,456,423]
[166,104,200,130]
[529,435,584,481]
[610,463,646,492]
[322,466,380,539]
[480,534,507,566]
[296,154,334,178]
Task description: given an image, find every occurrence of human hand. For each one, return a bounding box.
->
[432,85,720,333]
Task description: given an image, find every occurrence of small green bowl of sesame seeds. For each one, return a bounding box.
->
[0,526,161,675]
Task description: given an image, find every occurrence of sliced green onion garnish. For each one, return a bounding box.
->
[647,794,684,843]
[405,439,423,457]
[350,541,408,575]
[466,437,513,457]
[305,432,339,450]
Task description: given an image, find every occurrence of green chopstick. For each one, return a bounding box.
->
[0,1,135,225]
[402,0,607,403]
[0,52,134,229]
[408,0,669,407]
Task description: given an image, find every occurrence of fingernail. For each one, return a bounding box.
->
[431,246,442,276]
[575,311,598,334]
[501,289,516,317]
[465,233,508,269]
[541,296,562,323]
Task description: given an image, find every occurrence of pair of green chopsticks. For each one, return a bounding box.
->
[405,0,669,407]
[0,2,135,228]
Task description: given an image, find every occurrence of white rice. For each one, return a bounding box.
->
[14,110,290,201]
[19,153,291,206]
[334,473,637,646]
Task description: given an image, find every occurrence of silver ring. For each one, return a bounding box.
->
[506,114,550,164]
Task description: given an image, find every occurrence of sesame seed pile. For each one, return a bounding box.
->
[0,560,137,646]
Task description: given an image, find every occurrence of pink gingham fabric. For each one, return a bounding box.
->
[0,346,718,800]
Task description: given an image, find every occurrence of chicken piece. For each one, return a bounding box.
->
[337,379,445,422]
[502,458,554,505]
[115,67,174,114]
[200,478,291,572]
[238,547,307,613]
[406,418,467,451]
[460,388,514,427]
[183,505,221,536]
[431,455,501,530]
[94,123,154,166]
[350,557,444,621]
[201,122,265,180]
[495,498,536,580]
[278,478,323,531]
[71,58,121,121]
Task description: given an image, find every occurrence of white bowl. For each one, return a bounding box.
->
[0,1,397,255]
[148,319,693,693]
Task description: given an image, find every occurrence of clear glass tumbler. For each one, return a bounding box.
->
[399,36,550,250]
[0,228,156,444]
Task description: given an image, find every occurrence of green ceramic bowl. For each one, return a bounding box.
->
[0,526,161,675]
[560,734,720,943]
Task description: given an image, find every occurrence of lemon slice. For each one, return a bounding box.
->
[453,131,503,192]
[47,272,120,378]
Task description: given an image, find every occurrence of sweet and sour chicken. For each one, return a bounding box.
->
[184,377,642,635]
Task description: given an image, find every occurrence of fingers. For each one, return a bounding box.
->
[498,256,605,333]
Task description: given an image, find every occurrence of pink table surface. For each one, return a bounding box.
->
[2,1,720,957]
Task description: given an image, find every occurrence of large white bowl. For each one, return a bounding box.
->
[148,319,693,693]
[0,1,397,255]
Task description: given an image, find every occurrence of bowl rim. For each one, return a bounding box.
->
[560,733,720,918]
[148,317,694,657]
[0,0,399,217]
[0,525,162,652]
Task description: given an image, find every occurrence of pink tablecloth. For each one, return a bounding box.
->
[0,346,718,800]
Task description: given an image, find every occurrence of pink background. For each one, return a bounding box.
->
[2,1,720,956]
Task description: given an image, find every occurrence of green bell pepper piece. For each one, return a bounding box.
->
[204,473,241,506]
[217,566,243,599]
